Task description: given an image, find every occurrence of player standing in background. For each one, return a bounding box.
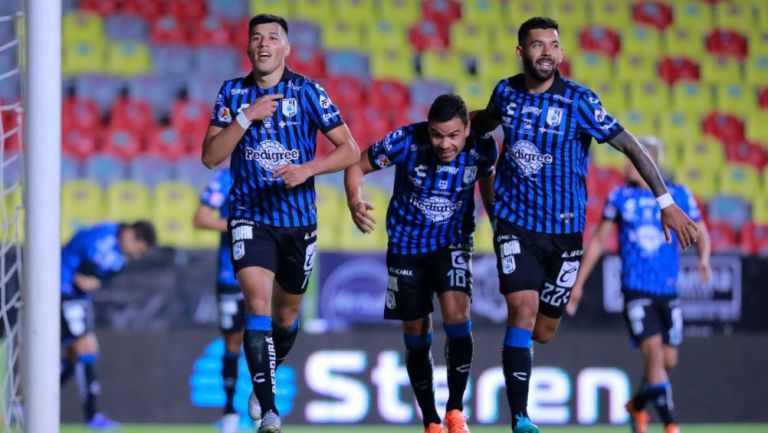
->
[201,14,359,433]
[193,168,244,433]
[471,17,700,433]
[567,136,711,433]
[60,221,156,430]
[345,94,497,433]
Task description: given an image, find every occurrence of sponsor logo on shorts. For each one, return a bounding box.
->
[388,267,413,277]
[233,241,245,260]
[232,225,253,241]
[451,250,471,270]
[500,240,521,257]
[502,256,516,274]
[556,261,580,287]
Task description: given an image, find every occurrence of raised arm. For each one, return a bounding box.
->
[566,219,614,316]
[608,130,698,248]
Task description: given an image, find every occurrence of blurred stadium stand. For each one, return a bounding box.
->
[57,0,768,255]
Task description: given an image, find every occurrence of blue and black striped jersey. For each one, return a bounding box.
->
[200,169,238,288]
[486,72,624,234]
[210,68,344,228]
[367,122,498,255]
[604,183,702,296]
[61,223,125,300]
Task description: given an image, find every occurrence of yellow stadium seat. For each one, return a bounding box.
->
[745,111,768,145]
[549,0,590,30]
[616,54,657,84]
[568,53,613,86]
[618,109,657,138]
[590,0,632,30]
[752,193,768,225]
[462,0,504,26]
[748,29,768,56]
[745,54,768,86]
[627,81,670,113]
[290,0,332,25]
[474,214,494,254]
[370,48,416,82]
[475,50,515,82]
[621,26,662,57]
[450,21,493,56]
[757,1,768,29]
[104,41,152,77]
[106,180,152,222]
[714,1,754,29]
[315,182,343,250]
[663,26,705,58]
[503,0,547,28]
[580,80,625,115]
[715,82,752,117]
[671,82,715,117]
[366,20,409,54]
[672,163,718,201]
[379,0,421,26]
[338,184,387,251]
[320,21,364,51]
[421,50,466,85]
[62,40,105,76]
[63,10,105,45]
[673,1,714,33]
[454,78,496,111]
[679,137,726,173]
[61,180,104,242]
[659,111,703,147]
[250,0,291,17]
[153,181,199,248]
[719,164,760,201]
[658,139,683,173]
[3,187,24,245]
[192,227,220,249]
[700,56,741,85]
[334,0,377,26]
[591,143,626,171]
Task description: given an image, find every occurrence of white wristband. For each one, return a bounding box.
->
[235,111,252,129]
[656,193,674,209]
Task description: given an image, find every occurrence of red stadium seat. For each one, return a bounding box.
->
[62,97,102,132]
[165,0,207,22]
[170,99,210,145]
[558,59,572,78]
[109,97,156,137]
[724,141,768,170]
[188,15,234,46]
[760,87,768,109]
[369,79,410,113]
[122,0,165,21]
[421,0,462,27]
[705,29,748,60]
[707,220,740,253]
[578,26,621,58]
[63,127,100,160]
[631,1,673,30]
[702,112,745,145]
[587,166,625,199]
[145,125,190,162]
[658,57,700,85]
[286,46,326,80]
[101,126,144,161]
[79,0,120,16]
[409,21,450,52]
[150,15,188,44]
[741,222,768,256]
[321,76,366,114]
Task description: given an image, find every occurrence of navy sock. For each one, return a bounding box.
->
[61,358,75,386]
[222,350,239,414]
[502,327,533,428]
[75,354,100,422]
[444,321,473,412]
[404,332,440,427]
[243,314,278,415]
[633,382,667,412]
[651,382,675,425]
[272,318,299,366]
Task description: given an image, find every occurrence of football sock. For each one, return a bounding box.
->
[222,350,239,414]
[444,321,473,412]
[652,382,675,425]
[502,327,533,427]
[75,353,100,421]
[272,318,299,366]
[404,332,440,427]
[60,358,75,385]
[632,382,667,411]
[243,314,278,415]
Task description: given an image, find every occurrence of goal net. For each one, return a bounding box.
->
[0,0,24,431]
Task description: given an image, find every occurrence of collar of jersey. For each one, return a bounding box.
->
[508,70,567,95]
[242,66,298,87]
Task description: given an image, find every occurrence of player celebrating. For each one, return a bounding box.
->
[471,17,700,433]
[567,136,711,433]
[60,221,156,429]
[345,94,497,433]
[193,167,244,433]
[201,14,359,433]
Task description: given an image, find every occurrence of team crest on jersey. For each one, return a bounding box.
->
[245,140,300,172]
[546,107,563,126]
[282,98,298,117]
[218,106,232,123]
[509,140,553,177]
[463,166,477,185]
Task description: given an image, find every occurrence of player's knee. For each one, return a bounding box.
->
[664,352,678,372]
[532,326,556,344]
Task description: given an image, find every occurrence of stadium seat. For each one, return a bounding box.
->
[504,0,546,27]
[752,192,768,225]
[409,20,450,52]
[146,126,191,162]
[291,0,333,25]
[705,29,748,60]
[707,220,740,253]
[410,79,453,108]
[659,111,703,146]
[578,27,621,58]
[707,194,751,231]
[105,180,153,222]
[621,26,663,57]
[287,46,326,78]
[591,0,632,30]
[165,0,207,22]
[715,82,753,117]
[78,0,119,16]
[188,16,236,47]
[368,79,410,113]
[549,0,589,30]
[671,163,718,201]
[741,222,768,256]
[109,97,155,136]
[149,15,188,45]
[101,126,144,161]
[590,143,627,172]
[587,166,625,199]
[449,21,493,56]
[175,155,212,191]
[748,29,768,56]
[760,86,768,109]
[62,96,102,132]
[207,0,250,21]
[150,44,194,79]
[462,0,504,26]
[745,55,768,86]
[701,56,742,86]
[104,12,149,42]
[192,45,240,76]
[631,1,673,30]
[657,56,700,85]
[671,82,715,117]
[725,140,767,171]
[580,80,624,114]
[105,41,153,77]
[365,20,409,54]
[320,76,365,114]
[568,53,613,86]
[62,127,101,161]
[334,0,377,26]
[680,137,726,173]
[128,154,174,188]
[719,164,760,201]
[702,112,745,145]
[324,50,369,80]
[122,0,164,21]
[672,1,714,33]
[663,26,706,58]
[454,78,495,112]
[714,1,753,29]
[420,50,466,85]
[475,50,515,82]
[61,155,83,182]
[627,81,670,114]
[61,180,104,242]
[745,111,768,145]
[617,55,658,84]
[250,0,291,17]
[170,99,210,146]
[128,74,179,119]
[152,181,200,247]
[379,0,421,26]
[62,40,105,76]
[63,10,105,44]
[421,0,461,27]
[370,48,416,82]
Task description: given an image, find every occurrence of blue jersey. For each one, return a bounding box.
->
[604,183,702,296]
[210,68,345,228]
[486,72,624,234]
[367,122,498,255]
[61,223,125,300]
[200,169,238,288]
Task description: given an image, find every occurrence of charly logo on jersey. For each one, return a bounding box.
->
[509,140,553,177]
[409,195,462,222]
[282,98,298,117]
[462,166,477,185]
[546,107,563,126]
[505,101,517,115]
[245,140,300,172]
[217,106,232,123]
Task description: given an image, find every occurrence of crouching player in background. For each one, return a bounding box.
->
[567,136,711,433]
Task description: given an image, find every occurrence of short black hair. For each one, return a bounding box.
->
[130,220,157,247]
[249,14,289,35]
[428,94,468,125]
[518,16,559,45]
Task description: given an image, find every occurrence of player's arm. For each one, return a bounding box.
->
[608,130,698,248]
[201,94,284,168]
[74,273,102,292]
[696,220,712,282]
[566,220,615,316]
[274,124,360,188]
[469,110,501,135]
[193,204,228,233]
[478,172,495,218]
[344,153,378,234]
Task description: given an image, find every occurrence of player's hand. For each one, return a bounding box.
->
[566,283,583,316]
[661,204,698,249]
[698,258,712,282]
[273,163,312,188]
[245,93,284,121]
[348,198,376,234]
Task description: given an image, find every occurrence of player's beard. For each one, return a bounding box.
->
[522,55,558,82]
